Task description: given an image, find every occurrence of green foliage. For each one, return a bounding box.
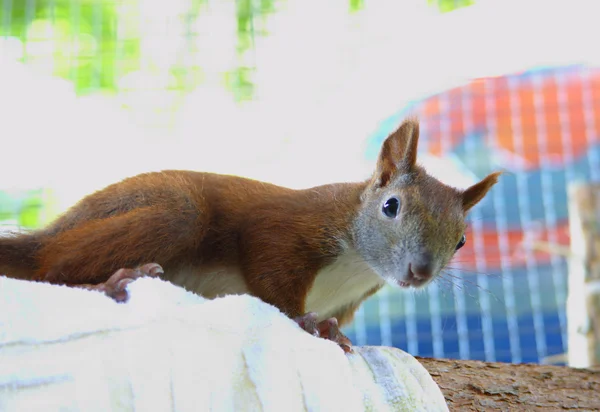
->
[1,0,397,102]
[0,189,58,229]
[17,192,45,228]
[427,0,475,13]
[349,0,365,13]
[1,0,474,102]
[222,67,256,103]
[225,0,277,101]
[1,0,140,94]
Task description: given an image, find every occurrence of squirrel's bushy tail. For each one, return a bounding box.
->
[0,232,41,279]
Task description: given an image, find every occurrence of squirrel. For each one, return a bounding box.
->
[0,118,500,351]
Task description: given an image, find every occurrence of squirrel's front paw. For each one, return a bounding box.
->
[294,312,353,353]
[78,263,164,302]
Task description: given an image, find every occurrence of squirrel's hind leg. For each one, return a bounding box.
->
[76,263,163,302]
[35,205,205,285]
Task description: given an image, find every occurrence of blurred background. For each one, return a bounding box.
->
[2,0,599,365]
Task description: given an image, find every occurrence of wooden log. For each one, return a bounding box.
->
[418,357,600,411]
[568,182,600,367]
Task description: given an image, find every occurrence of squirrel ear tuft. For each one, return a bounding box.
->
[372,117,420,188]
[462,172,503,211]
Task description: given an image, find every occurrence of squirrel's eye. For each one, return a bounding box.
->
[382,197,400,218]
[456,234,466,250]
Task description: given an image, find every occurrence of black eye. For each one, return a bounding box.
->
[382,197,400,218]
[456,234,466,250]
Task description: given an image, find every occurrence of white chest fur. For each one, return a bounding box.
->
[165,265,250,299]
[305,250,384,321]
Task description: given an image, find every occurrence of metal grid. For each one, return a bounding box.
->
[352,65,600,363]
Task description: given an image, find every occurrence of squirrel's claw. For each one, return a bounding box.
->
[294,312,354,353]
[76,262,164,303]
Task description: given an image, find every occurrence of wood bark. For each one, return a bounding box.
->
[418,357,600,411]
[568,183,600,367]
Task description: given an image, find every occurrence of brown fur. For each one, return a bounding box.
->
[462,171,503,211]
[0,118,501,326]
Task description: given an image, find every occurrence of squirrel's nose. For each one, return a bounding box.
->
[409,253,435,280]
[409,263,433,280]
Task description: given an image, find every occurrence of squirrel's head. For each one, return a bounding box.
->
[353,118,501,289]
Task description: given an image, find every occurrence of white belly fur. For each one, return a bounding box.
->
[163,251,383,321]
[164,265,250,299]
[305,250,384,321]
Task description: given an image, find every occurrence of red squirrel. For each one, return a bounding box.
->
[0,118,500,351]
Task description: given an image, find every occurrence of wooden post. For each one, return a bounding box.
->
[568,182,600,367]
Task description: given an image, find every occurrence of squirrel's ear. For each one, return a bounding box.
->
[462,172,503,212]
[372,118,420,188]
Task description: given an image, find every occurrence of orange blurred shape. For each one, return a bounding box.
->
[418,67,600,170]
